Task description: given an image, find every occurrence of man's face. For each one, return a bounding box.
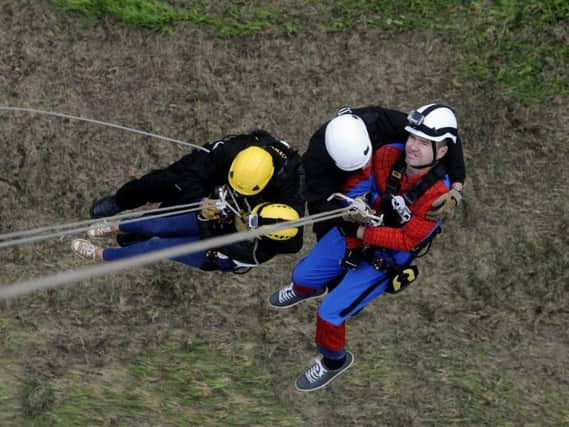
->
[405,134,435,167]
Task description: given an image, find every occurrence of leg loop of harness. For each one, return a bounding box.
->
[368,253,419,295]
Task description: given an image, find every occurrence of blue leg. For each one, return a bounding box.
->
[292,227,346,289]
[103,235,207,268]
[118,212,201,238]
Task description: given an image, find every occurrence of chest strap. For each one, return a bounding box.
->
[385,152,447,205]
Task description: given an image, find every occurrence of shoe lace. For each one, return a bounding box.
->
[304,360,327,384]
[278,284,297,303]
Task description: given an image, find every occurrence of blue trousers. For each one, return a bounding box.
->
[292,227,413,359]
[102,212,234,271]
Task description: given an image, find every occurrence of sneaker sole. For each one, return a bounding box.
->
[295,352,355,393]
[267,288,327,310]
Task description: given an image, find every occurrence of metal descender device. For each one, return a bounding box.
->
[212,185,245,223]
[327,193,383,226]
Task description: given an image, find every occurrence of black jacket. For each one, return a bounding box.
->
[114,130,305,265]
[303,106,466,239]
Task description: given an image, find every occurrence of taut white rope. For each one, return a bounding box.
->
[0,202,205,249]
[0,208,349,300]
[0,105,209,151]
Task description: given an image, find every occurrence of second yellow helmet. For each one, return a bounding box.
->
[250,203,300,240]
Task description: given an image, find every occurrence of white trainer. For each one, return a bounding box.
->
[71,239,101,261]
[87,222,117,239]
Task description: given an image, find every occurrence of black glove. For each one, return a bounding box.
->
[338,220,360,238]
[341,248,364,270]
[90,195,122,218]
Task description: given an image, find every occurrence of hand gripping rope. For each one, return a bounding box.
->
[326,193,383,226]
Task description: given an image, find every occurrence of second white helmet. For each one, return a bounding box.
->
[404,104,458,144]
[325,114,372,171]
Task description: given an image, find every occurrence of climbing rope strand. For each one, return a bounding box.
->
[0,201,204,242]
[0,106,209,152]
[0,207,350,300]
[0,203,207,249]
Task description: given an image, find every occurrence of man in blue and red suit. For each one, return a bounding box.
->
[268,103,458,392]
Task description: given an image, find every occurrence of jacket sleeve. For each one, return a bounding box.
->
[114,149,210,210]
[352,106,408,148]
[273,150,306,216]
[444,136,466,184]
[114,138,247,210]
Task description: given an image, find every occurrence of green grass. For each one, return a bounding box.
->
[52,0,568,105]
[24,339,300,426]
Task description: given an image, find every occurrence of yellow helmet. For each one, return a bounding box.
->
[250,203,300,240]
[228,147,274,196]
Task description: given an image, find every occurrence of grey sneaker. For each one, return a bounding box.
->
[268,282,326,309]
[295,351,354,392]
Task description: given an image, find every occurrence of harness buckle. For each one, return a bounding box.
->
[372,257,387,271]
[391,169,403,180]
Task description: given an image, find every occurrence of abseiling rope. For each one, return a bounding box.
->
[0,201,204,249]
[0,106,209,152]
[0,208,350,300]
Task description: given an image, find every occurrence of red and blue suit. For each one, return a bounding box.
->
[291,143,450,361]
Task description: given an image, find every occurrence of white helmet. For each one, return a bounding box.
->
[405,104,458,144]
[325,114,372,171]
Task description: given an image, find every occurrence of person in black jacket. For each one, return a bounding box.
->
[72,130,304,272]
[303,105,466,239]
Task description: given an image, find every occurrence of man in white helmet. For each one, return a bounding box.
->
[302,104,465,239]
[269,103,462,391]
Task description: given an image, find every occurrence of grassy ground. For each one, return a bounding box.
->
[1,0,568,425]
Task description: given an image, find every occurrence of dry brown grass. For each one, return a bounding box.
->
[1,1,568,425]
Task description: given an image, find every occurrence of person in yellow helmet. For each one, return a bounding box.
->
[77,130,304,272]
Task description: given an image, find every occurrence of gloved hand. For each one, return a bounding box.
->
[234,214,249,232]
[426,188,463,221]
[342,194,374,223]
[90,195,122,218]
[338,220,360,238]
[341,248,364,270]
[200,198,220,220]
[343,210,370,224]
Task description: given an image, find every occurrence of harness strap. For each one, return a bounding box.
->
[384,152,448,204]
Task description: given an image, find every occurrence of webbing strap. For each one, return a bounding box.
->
[384,153,447,205]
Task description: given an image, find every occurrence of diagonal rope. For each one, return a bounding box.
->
[0,208,349,300]
[0,105,209,152]
[0,204,206,249]
[0,201,204,246]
